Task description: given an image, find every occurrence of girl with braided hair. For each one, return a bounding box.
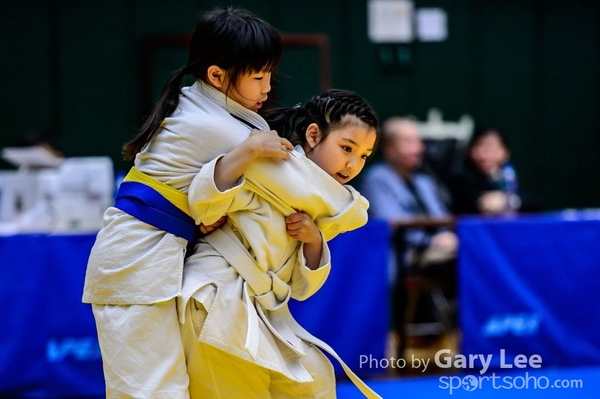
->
[263,88,380,158]
[180,89,382,398]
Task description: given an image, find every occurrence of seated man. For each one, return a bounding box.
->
[360,117,457,349]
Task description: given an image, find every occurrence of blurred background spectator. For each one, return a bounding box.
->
[449,126,544,216]
[361,117,457,272]
[360,117,457,357]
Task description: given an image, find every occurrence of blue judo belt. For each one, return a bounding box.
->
[114,181,197,242]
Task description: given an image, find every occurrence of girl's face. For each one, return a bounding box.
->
[469,132,509,176]
[224,69,272,112]
[304,121,377,184]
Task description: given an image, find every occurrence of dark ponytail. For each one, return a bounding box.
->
[122,6,283,161]
[122,67,188,160]
[260,104,307,145]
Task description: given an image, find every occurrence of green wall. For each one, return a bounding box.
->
[1,0,599,210]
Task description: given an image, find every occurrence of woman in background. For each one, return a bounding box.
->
[451,126,522,215]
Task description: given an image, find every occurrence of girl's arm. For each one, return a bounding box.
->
[188,129,292,225]
[213,129,293,191]
[190,130,368,239]
[243,154,369,241]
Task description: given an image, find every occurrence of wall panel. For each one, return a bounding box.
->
[1,0,598,208]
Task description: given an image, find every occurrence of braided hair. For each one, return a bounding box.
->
[261,89,380,155]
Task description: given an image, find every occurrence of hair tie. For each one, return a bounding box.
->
[293,103,306,116]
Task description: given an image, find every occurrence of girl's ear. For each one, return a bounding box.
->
[206,65,227,88]
[305,123,322,150]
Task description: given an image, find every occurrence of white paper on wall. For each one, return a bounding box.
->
[368,0,415,43]
[416,8,448,42]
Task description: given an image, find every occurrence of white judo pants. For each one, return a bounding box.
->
[92,300,190,399]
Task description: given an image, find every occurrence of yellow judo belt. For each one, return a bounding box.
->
[114,167,196,242]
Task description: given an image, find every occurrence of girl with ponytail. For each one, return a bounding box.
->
[82,7,288,396]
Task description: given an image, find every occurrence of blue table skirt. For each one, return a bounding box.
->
[0,219,390,397]
[458,211,600,371]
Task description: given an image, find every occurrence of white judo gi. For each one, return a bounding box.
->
[179,148,382,398]
[82,81,324,398]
